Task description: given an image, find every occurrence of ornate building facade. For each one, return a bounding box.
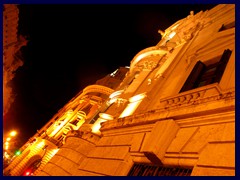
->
[4,4,235,176]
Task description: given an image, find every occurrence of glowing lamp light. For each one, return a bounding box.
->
[129,93,146,103]
[52,148,59,155]
[109,90,124,104]
[109,90,124,99]
[5,142,9,146]
[91,119,106,134]
[66,109,73,117]
[91,113,113,134]
[36,141,45,149]
[10,131,17,137]
[24,170,32,176]
[168,31,176,39]
[15,150,21,156]
[119,93,146,118]
[99,113,113,121]
[6,137,11,141]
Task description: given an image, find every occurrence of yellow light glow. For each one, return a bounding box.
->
[91,113,113,134]
[5,145,9,150]
[53,148,59,153]
[99,113,113,121]
[171,24,179,30]
[119,101,141,118]
[66,109,73,116]
[6,137,11,141]
[9,131,17,137]
[129,93,146,103]
[36,140,45,149]
[109,90,124,99]
[109,90,124,104]
[5,142,9,145]
[169,31,176,39]
[50,148,59,158]
[91,119,106,134]
[119,93,146,118]
[49,121,65,137]
[4,152,10,158]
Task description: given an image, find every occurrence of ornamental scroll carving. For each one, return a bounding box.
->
[142,61,158,71]
[172,11,212,44]
[136,60,158,71]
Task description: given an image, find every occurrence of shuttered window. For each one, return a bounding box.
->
[180,49,232,92]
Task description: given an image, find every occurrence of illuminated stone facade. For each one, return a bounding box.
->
[4,4,235,176]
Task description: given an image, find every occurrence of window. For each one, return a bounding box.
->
[70,119,79,126]
[81,104,92,115]
[128,163,192,176]
[89,113,100,124]
[180,49,232,92]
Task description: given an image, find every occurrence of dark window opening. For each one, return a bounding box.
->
[70,119,79,126]
[128,163,192,176]
[81,104,92,115]
[57,135,63,141]
[89,113,100,124]
[89,102,113,124]
[180,49,232,92]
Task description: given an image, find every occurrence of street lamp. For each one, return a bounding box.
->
[3,130,19,168]
[9,131,17,137]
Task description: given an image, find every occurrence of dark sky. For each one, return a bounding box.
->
[3,4,217,147]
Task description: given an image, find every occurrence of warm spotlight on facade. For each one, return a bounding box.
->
[92,113,113,134]
[119,93,146,118]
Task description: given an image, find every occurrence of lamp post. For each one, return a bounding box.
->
[9,131,17,137]
[3,130,19,168]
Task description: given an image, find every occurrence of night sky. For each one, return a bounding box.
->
[3,4,217,147]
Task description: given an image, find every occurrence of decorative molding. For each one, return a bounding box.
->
[65,125,101,144]
[116,98,128,107]
[160,84,234,110]
[101,84,234,131]
[83,85,114,96]
[129,46,168,73]
[140,60,158,71]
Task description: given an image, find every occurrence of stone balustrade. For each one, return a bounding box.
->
[160,83,229,109]
[101,84,234,131]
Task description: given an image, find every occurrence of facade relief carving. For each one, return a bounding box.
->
[160,84,234,110]
[137,60,158,71]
